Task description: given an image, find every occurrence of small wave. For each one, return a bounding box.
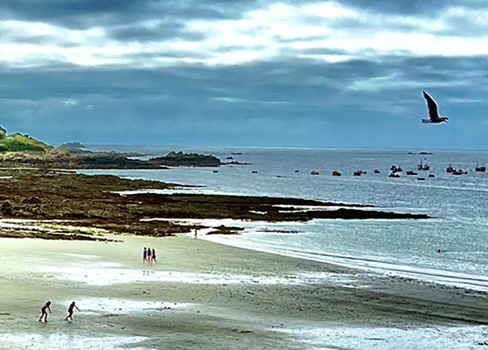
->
[204,234,488,292]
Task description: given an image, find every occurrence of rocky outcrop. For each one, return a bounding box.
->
[149,151,221,167]
[0,170,431,240]
[0,149,223,169]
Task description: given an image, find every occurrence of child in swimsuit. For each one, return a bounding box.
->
[38,301,52,322]
[65,301,80,321]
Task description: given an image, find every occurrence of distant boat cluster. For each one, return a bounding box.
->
[382,160,484,180]
[243,162,486,180]
[302,161,485,180]
[220,153,486,180]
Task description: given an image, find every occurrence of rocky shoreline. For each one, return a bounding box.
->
[0,149,224,169]
[0,169,431,240]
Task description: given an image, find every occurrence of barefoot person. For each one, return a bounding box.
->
[143,247,148,263]
[38,301,52,322]
[65,301,80,321]
[151,248,157,264]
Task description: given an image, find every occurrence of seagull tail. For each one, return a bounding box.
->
[421,119,431,124]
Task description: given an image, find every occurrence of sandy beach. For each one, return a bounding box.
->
[1,234,488,350]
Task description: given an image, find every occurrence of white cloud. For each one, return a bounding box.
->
[212,96,293,106]
[0,1,488,68]
[62,98,78,107]
[348,74,472,92]
[448,98,484,104]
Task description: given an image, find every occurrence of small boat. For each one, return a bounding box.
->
[388,171,400,178]
[390,165,403,172]
[417,177,425,181]
[475,165,486,172]
[213,170,219,173]
[446,164,454,173]
[332,170,341,176]
[428,174,435,178]
[294,170,300,173]
[373,169,381,174]
[311,171,319,175]
[251,170,258,174]
[353,170,362,176]
[406,170,418,176]
[452,169,467,175]
[417,158,430,171]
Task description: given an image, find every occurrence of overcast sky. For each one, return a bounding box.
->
[0,0,487,149]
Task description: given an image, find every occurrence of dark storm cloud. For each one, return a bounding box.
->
[0,0,150,29]
[341,0,484,15]
[1,55,487,125]
[0,0,263,48]
[1,0,486,34]
[0,0,255,28]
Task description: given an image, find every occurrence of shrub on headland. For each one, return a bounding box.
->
[0,133,51,152]
[0,133,52,152]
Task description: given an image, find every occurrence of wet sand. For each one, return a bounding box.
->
[1,234,488,350]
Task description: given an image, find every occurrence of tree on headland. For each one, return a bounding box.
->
[0,126,6,139]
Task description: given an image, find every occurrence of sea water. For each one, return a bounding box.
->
[81,146,488,290]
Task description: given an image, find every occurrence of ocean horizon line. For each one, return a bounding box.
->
[84,144,488,153]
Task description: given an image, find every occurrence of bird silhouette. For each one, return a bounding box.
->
[421,91,448,124]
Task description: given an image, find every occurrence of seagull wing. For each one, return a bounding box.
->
[422,91,440,121]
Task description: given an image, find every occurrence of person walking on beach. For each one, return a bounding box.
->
[147,247,152,264]
[194,228,198,239]
[38,301,52,322]
[65,301,80,321]
[143,247,148,263]
[151,248,157,264]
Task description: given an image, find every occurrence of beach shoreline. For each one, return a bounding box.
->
[1,234,488,349]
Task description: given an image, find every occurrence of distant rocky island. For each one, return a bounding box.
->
[58,141,87,150]
[408,151,433,155]
[0,127,222,169]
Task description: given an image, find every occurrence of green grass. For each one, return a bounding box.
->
[0,133,51,152]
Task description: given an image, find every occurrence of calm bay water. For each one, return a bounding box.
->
[83,146,488,290]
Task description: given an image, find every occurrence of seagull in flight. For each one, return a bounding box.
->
[421,91,448,124]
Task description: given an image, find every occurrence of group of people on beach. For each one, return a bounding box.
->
[143,247,157,264]
[38,301,80,322]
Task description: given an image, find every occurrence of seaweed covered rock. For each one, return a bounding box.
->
[150,151,221,167]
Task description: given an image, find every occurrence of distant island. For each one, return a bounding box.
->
[408,151,433,155]
[0,127,222,169]
[58,141,87,150]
